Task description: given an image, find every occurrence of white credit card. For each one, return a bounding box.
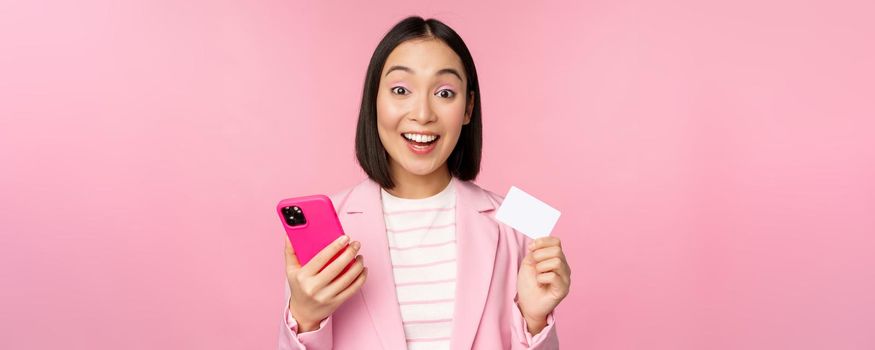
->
[495,186,561,239]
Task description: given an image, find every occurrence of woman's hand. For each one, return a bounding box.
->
[516,236,571,335]
[284,235,367,332]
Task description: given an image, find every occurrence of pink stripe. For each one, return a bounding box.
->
[406,337,452,342]
[389,239,456,251]
[386,222,455,234]
[399,298,454,306]
[384,207,454,216]
[392,258,456,268]
[395,278,456,287]
[403,318,453,325]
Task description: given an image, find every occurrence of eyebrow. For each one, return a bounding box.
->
[384,65,463,82]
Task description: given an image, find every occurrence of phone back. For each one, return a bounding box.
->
[276,195,345,266]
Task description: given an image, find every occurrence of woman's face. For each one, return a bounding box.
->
[376,38,474,180]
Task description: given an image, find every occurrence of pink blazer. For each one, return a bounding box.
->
[278,178,559,349]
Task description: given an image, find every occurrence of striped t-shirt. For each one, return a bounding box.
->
[380,178,457,350]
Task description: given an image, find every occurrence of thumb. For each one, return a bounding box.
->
[284,236,301,272]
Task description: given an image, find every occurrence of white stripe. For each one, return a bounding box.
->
[400,302,455,321]
[393,261,457,284]
[384,209,456,227]
[403,322,453,339]
[386,224,455,247]
[408,339,451,350]
[390,239,456,251]
[396,281,456,303]
[390,243,455,264]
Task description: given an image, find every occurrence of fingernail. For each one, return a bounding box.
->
[352,241,361,250]
[339,235,350,244]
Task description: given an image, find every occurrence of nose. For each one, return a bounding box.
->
[408,93,437,124]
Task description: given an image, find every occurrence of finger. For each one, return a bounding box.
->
[522,251,536,266]
[535,257,562,273]
[537,259,563,277]
[539,271,570,299]
[301,235,350,276]
[320,255,365,298]
[536,271,559,285]
[532,246,562,262]
[314,241,361,286]
[333,266,367,302]
[528,236,561,251]
[284,236,301,272]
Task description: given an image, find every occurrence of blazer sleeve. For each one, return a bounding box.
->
[511,300,559,349]
[278,280,334,350]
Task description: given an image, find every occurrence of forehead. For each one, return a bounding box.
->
[382,38,465,78]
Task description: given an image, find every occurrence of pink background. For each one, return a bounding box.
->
[1,0,873,349]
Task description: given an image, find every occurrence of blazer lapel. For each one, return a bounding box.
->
[339,178,500,350]
[341,179,407,350]
[449,179,500,350]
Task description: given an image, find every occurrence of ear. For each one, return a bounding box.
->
[463,91,475,125]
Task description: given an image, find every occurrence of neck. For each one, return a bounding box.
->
[385,163,452,199]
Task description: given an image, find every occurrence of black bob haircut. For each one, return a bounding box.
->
[355,16,482,189]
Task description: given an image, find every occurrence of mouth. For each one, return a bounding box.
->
[401,132,440,155]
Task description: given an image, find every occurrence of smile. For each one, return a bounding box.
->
[401,132,440,155]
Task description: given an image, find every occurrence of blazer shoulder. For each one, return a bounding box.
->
[464,180,508,210]
[482,188,507,207]
[464,182,534,248]
[327,178,371,213]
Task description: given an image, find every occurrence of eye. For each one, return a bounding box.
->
[391,86,409,95]
[436,89,455,99]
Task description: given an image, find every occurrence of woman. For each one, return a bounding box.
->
[280,16,570,350]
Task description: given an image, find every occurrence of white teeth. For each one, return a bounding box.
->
[403,133,437,143]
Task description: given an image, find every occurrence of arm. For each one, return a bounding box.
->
[278,282,334,350]
[513,236,569,349]
[511,301,559,349]
[279,235,367,349]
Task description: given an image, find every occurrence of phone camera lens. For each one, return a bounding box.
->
[282,206,307,227]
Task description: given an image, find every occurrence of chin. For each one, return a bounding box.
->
[399,159,441,176]
[403,165,437,176]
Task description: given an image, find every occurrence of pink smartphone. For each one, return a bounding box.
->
[277,195,351,273]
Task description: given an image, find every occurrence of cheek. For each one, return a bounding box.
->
[435,101,468,129]
[376,97,402,135]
